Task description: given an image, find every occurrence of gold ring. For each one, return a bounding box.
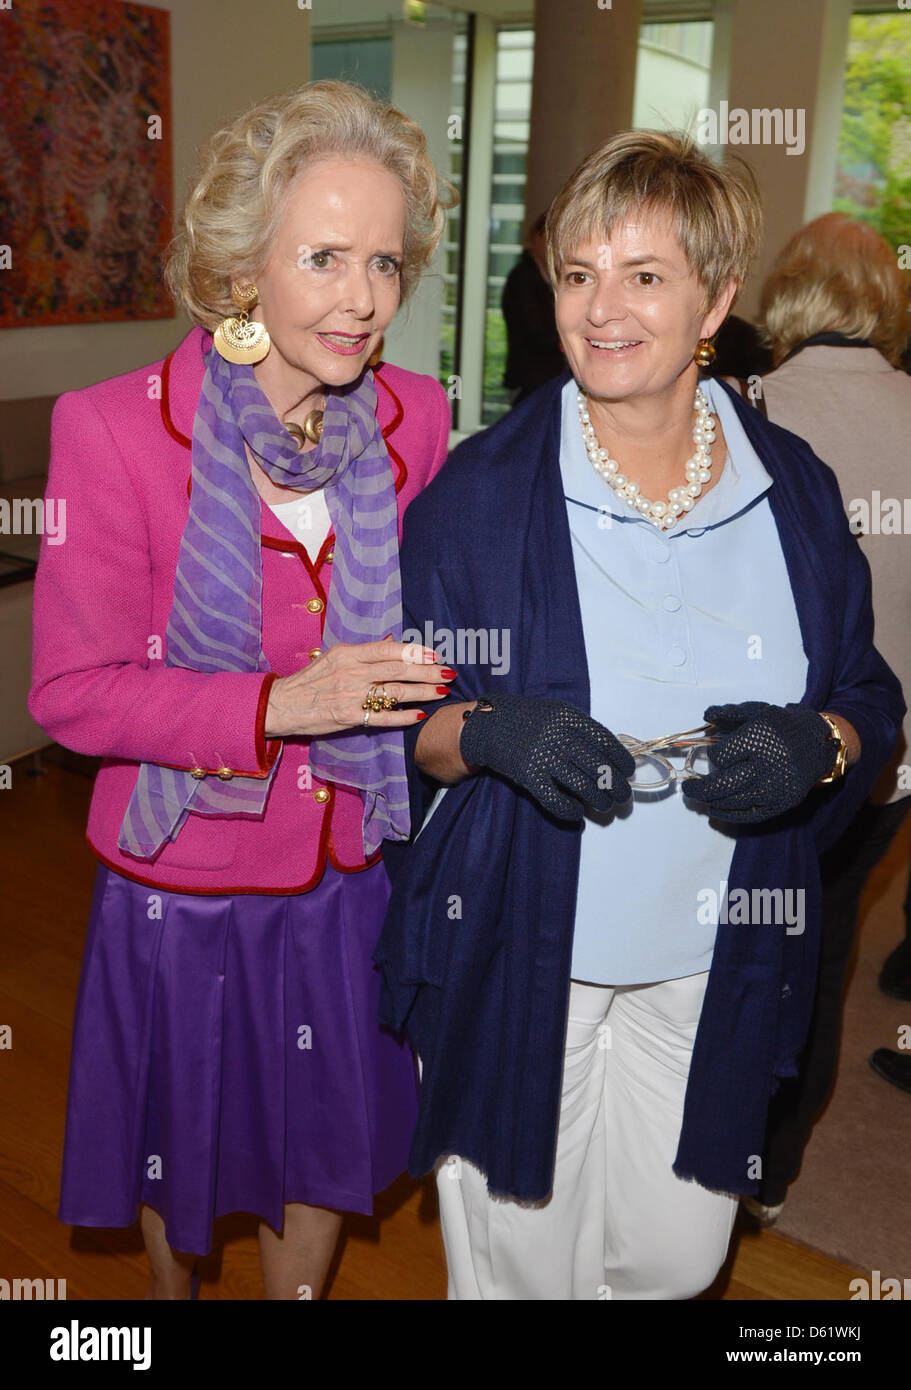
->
[370,684,387,712]
[362,683,378,712]
[383,693,398,709]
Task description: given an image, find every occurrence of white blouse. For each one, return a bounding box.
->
[267,490,332,562]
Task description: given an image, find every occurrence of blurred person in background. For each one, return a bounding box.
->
[700,312,772,382]
[501,211,566,404]
[740,211,911,1218]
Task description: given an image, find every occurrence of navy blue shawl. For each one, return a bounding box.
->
[376,372,904,1200]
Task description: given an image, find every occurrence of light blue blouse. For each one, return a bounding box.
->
[562,374,809,985]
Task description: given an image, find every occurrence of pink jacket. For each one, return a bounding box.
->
[29,326,451,894]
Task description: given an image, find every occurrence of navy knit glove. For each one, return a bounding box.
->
[680,701,839,823]
[459,691,636,823]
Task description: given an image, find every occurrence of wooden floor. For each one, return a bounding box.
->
[0,751,868,1300]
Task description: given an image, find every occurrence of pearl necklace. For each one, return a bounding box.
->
[577,386,716,531]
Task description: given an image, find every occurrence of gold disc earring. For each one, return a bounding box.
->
[213,283,272,364]
[694,337,716,367]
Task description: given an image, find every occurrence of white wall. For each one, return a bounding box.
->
[383,20,458,379]
[718,0,853,319]
[633,45,712,134]
[0,0,311,402]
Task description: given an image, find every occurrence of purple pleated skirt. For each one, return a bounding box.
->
[58,859,418,1256]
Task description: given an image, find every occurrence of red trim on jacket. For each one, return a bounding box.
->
[160,350,192,448]
[124,673,281,779]
[255,671,283,771]
[375,368,408,492]
[328,828,384,875]
[262,532,330,606]
[314,533,335,570]
[87,788,382,897]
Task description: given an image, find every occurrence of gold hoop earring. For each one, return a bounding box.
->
[694,337,716,367]
[213,283,271,364]
[366,335,385,370]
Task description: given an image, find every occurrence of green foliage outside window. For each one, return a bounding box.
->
[834,14,911,252]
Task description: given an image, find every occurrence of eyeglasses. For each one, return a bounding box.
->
[617,724,721,791]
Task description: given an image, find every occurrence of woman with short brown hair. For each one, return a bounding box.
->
[376,132,903,1299]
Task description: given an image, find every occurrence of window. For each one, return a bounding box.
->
[834,12,911,251]
[482,27,535,426]
[310,38,392,100]
[634,21,713,132]
[440,31,467,390]
[478,19,714,430]
[309,11,467,395]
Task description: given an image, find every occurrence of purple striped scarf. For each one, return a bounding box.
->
[118,345,410,860]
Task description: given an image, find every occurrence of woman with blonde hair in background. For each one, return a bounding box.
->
[29,80,455,1299]
[736,212,911,1220]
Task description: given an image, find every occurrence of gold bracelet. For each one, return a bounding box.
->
[816,711,848,784]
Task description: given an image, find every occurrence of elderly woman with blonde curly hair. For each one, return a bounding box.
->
[375,133,904,1299]
[734,212,911,1220]
[29,80,455,1300]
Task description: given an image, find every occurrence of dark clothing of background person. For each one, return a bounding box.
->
[759,796,911,1206]
[700,313,773,381]
[737,279,911,1193]
[501,249,565,403]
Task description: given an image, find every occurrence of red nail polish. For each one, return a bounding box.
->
[415,711,428,721]
[440,668,458,679]
[436,686,451,695]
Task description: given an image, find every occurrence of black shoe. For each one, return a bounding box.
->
[878,941,911,999]
[869,1048,911,1094]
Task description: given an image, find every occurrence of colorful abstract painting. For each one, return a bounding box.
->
[0,0,173,328]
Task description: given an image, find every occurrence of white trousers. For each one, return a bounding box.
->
[436,972,738,1300]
